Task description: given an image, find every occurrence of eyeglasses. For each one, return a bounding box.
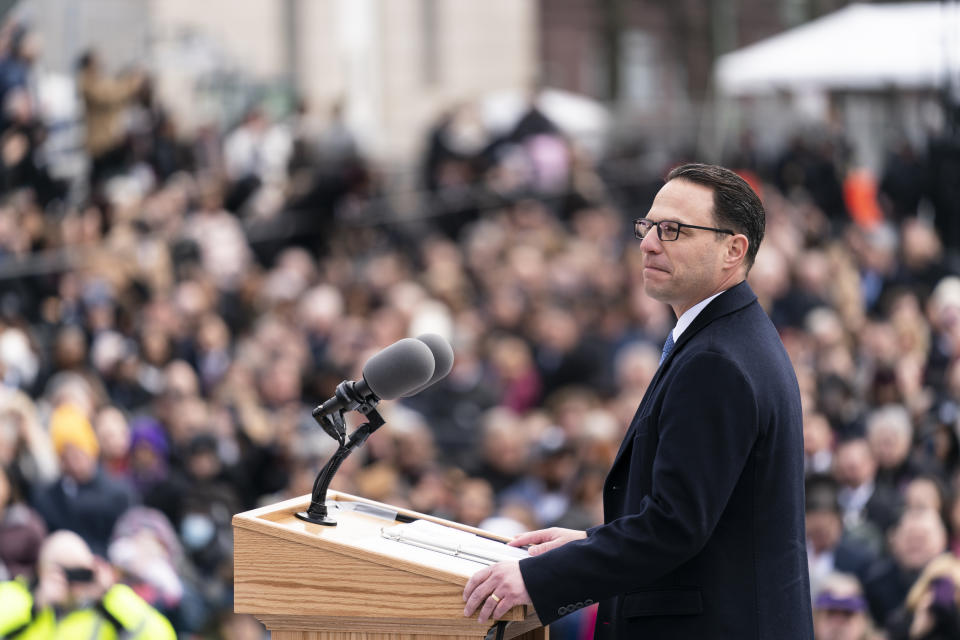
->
[634,218,735,242]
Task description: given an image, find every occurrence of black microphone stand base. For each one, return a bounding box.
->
[294,510,337,526]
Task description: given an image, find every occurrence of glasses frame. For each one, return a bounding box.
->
[634,218,735,242]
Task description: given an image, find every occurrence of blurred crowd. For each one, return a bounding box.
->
[3,19,960,640]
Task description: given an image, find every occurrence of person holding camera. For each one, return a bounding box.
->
[886,553,960,640]
[0,529,174,639]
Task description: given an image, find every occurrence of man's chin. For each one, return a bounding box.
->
[642,282,670,302]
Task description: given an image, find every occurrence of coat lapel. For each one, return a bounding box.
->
[608,281,758,473]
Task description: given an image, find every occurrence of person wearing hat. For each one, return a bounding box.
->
[30,404,137,556]
[813,572,877,640]
[886,553,960,640]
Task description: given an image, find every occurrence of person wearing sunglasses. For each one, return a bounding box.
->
[464,164,812,639]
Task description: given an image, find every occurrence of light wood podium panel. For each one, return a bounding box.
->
[233,491,547,640]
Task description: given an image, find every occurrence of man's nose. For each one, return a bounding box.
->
[640,228,662,252]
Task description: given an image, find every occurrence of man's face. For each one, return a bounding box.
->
[640,179,731,316]
[868,426,910,468]
[892,509,947,570]
[806,510,842,553]
[833,441,876,488]
[60,444,97,484]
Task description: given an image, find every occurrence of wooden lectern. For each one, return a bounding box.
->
[233,490,548,640]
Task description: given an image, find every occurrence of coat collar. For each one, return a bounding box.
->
[670,281,756,358]
[647,281,757,395]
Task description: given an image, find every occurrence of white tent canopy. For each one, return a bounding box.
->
[715,2,960,95]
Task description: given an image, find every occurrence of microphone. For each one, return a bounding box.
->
[312,338,436,423]
[403,334,455,396]
[298,336,448,527]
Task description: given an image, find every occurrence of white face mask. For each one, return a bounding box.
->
[180,513,216,549]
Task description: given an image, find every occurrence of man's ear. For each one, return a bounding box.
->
[724,234,749,268]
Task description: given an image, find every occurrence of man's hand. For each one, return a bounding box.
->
[508,527,586,556]
[462,560,533,624]
[34,566,68,609]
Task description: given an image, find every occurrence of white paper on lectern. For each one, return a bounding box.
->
[381,520,530,575]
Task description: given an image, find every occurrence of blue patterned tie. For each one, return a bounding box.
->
[659,332,675,366]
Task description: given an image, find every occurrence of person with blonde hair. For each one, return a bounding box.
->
[30,404,136,555]
[886,553,960,640]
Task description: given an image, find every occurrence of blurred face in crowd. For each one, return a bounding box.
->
[748,245,790,303]
[639,179,746,317]
[538,449,578,491]
[489,336,534,381]
[17,31,42,63]
[258,359,302,408]
[614,342,660,398]
[457,478,494,527]
[833,439,876,489]
[901,219,942,269]
[533,307,579,353]
[803,412,833,456]
[188,449,221,481]
[60,444,97,484]
[891,508,948,571]
[905,478,943,514]
[140,325,171,366]
[867,416,912,470]
[54,326,87,370]
[165,395,208,447]
[394,424,436,476]
[163,360,200,398]
[806,508,843,554]
[481,411,529,476]
[94,407,130,462]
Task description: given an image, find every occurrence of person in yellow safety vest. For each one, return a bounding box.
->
[0,530,175,640]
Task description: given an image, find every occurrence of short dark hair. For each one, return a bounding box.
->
[805,474,841,515]
[665,163,765,270]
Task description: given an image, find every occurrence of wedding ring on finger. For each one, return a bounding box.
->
[489,593,502,603]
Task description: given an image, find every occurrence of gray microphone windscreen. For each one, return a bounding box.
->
[361,338,435,400]
[402,334,455,397]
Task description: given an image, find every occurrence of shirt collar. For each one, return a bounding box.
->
[671,290,725,341]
